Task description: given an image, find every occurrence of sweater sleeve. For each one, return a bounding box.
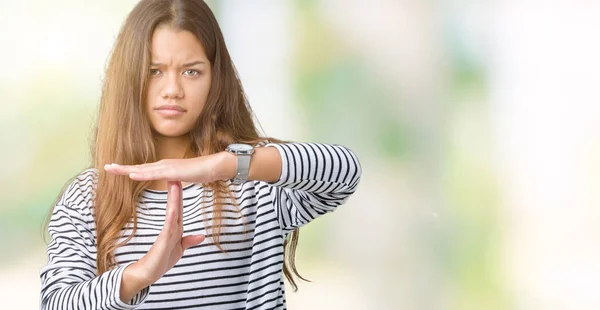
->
[265,142,362,233]
[40,193,149,309]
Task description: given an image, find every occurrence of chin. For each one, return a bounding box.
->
[152,124,192,138]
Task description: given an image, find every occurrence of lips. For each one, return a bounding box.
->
[156,104,186,112]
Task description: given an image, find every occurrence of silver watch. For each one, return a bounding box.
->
[225,143,255,184]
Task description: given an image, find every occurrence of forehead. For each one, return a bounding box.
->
[150,26,208,62]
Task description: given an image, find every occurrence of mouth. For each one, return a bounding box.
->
[155,105,186,117]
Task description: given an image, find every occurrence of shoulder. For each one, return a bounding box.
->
[56,168,98,212]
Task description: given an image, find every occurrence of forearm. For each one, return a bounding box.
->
[217,142,361,193]
[258,142,362,231]
[42,202,150,310]
[41,262,148,310]
[263,143,361,192]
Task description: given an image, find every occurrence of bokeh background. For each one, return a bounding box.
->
[1,0,599,309]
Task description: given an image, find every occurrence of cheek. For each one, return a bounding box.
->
[145,83,160,110]
[145,84,165,130]
[186,81,211,115]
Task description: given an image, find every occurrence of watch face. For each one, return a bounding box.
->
[229,143,253,152]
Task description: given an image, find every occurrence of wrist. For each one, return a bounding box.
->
[124,261,153,290]
[120,261,152,303]
[215,151,237,181]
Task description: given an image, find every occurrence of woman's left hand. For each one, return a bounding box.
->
[104,152,236,184]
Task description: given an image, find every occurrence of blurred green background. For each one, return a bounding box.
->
[1,1,599,309]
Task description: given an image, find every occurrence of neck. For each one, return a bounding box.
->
[149,133,191,191]
[155,133,190,160]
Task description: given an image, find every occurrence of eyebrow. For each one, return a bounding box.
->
[150,61,206,67]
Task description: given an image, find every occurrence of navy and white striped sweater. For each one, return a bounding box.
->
[40,143,361,309]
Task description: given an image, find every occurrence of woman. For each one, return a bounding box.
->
[40,0,361,309]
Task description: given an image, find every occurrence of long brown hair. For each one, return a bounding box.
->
[47,0,306,291]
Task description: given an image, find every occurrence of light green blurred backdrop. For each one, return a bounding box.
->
[1,1,600,309]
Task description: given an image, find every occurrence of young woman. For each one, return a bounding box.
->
[40,0,361,309]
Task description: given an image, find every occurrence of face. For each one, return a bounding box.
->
[146,26,212,137]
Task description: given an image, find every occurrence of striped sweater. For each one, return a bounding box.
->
[40,143,361,309]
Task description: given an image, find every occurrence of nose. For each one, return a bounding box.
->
[160,72,184,99]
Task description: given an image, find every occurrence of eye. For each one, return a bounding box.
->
[149,69,161,76]
[183,69,200,76]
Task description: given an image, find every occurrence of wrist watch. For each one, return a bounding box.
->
[225,143,255,184]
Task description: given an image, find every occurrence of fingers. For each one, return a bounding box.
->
[181,234,206,251]
[130,168,173,181]
[103,158,199,183]
[169,181,182,224]
[163,181,182,234]
[103,162,153,175]
[140,181,196,283]
[176,181,183,226]
[104,162,171,180]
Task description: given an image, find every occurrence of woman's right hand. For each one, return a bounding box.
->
[120,181,205,303]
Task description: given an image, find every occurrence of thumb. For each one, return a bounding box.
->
[181,234,206,251]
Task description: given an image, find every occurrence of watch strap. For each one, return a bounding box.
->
[232,153,251,184]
